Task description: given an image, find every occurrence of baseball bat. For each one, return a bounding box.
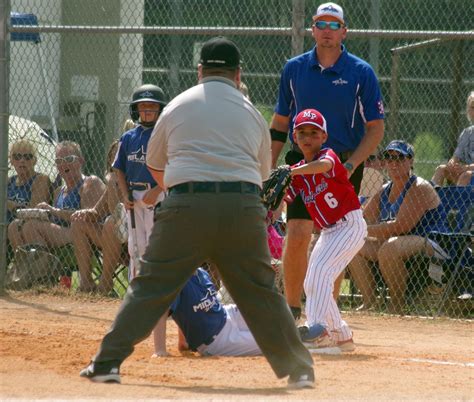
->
[128,188,141,278]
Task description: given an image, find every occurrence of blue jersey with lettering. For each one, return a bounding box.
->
[7,174,36,222]
[113,125,157,187]
[379,175,443,236]
[275,45,384,152]
[51,178,84,227]
[169,268,227,351]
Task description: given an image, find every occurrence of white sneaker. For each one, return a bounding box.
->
[305,331,355,355]
[337,338,356,352]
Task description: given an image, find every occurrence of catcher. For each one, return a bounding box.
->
[283,109,367,354]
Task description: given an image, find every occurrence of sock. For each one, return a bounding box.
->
[290,306,301,321]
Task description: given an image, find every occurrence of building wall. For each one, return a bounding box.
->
[10,0,62,126]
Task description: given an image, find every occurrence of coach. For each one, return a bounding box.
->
[80,36,314,389]
[270,2,385,320]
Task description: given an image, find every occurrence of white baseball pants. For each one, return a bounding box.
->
[198,304,261,356]
[304,209,367,342]
[127,189,164,280]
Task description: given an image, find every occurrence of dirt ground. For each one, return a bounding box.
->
[0,290,473,401]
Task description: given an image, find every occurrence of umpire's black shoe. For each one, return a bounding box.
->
[80,360,121,383]
[287,369,315,389]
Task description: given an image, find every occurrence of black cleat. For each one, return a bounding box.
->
[80,360,121,384]
[287,369,315,389]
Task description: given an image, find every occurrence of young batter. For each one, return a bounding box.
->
[113,84,168,356]
[287,109,367,353]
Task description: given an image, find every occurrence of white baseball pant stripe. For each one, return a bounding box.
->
[127,189,164,281]
[304,209,367,342]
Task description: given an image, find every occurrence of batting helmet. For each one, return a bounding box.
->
[129,84,167,124]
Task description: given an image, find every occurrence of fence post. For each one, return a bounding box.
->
[291,0,305,57]
[369,0,381,74]
[387,50,400,141]
[0,0,10,294]
[169,0,182,98]
[449,41,465,156]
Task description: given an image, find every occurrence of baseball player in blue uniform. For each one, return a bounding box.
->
[113,84,168,356]
[113,84,168,269]
[170,268,261,356]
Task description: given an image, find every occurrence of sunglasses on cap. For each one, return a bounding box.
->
[382,153,410,162]
[313,20,343,31]
[12,153,34,161]
[55,155,80,164]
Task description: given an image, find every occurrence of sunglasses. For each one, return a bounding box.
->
[314,20,343,31]
[382,154,410,162]
[55,155,80,164]
[12,153,34,161]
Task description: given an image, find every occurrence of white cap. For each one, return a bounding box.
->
[313,2,345,24]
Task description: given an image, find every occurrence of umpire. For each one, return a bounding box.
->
[80,37,314,389]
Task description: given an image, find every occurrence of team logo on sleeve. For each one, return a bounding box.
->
[377,100,385,115]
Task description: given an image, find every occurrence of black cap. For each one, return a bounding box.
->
[200,37,241,68]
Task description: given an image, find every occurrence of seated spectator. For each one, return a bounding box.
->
[432,91,474,186]
[121,118,136,133]
[70,140,125,294]
[6,139,51,223]
[8,141,105,255]
[348,140,443,314]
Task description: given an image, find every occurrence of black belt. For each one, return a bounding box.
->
[168,181,260,195]
[325,215,347,229]
[129,182,151,191]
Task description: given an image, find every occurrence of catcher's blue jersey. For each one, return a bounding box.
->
[170,268,227,351]
[113,125,157,186]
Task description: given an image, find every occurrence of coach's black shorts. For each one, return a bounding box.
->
[284,149,364,221]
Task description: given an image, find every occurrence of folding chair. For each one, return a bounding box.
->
[427,231,472,315]
[434,186,474,233]
[54,243,129,297]
[427,185,474,315]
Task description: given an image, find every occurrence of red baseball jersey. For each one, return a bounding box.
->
[287,148,361,229]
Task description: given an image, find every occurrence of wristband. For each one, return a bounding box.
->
[270,128,288,143]
[343,162,354,173]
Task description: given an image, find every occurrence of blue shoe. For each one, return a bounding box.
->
[298,323,326,342]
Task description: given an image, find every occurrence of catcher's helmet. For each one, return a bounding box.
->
[129,84,167,124]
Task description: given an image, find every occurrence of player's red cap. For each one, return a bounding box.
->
[293,109,327,132]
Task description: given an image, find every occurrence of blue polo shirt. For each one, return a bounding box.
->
[275,45,384,153]
[113,125,157,187]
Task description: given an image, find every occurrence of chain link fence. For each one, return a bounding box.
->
[1,0,473,318]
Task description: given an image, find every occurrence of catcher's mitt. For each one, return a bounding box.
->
[261,165,292,211]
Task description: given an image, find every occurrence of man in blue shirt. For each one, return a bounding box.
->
[270,2,385,320]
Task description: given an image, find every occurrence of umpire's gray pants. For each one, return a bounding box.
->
[93,191,313,378]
